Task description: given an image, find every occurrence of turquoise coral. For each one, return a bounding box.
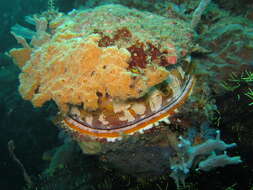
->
[170,130,242,188]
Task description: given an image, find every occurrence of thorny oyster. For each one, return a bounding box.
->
[9,4,203,175]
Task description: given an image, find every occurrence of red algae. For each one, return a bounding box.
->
[127,41,148,68]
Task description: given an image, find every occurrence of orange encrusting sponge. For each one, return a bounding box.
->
[10,33,169,112]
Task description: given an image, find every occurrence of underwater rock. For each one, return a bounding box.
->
[196,14,253,94]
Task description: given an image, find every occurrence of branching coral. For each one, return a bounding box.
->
[170,130,242,187]
[191,0,212,29]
